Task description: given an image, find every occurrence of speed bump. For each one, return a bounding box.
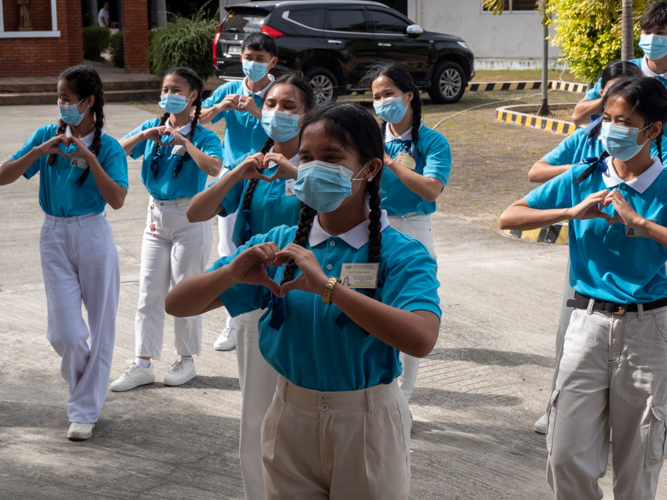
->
[496,105,577,136]
[504,222,569,245]
[467,80,587,94]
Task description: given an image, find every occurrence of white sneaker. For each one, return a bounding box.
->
[214,328,236,351]
[68,422,95,441]
[110,360,156,392]
[534,413,548,434]
[163,358,196,386]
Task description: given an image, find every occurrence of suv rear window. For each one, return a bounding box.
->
[369,9,409,33]
[222,10,267,33]
[325,9,367,32]
[287,8,324,30]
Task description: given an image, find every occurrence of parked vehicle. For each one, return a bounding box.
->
[212,0,475,103]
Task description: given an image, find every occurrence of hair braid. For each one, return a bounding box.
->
[365,177,383,299]
[76,91,104,186]
[411,92,421,144]
[47,120,67,166]
[280,204,317,286]
[238,138,274,245]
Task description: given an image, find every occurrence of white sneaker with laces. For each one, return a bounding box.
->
[214,327,236,351]
[110,360,156,392]
[163,358,196,386]
[534,413,548,434]
[68,422,95,441]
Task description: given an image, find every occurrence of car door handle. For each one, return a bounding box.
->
[378,43,392,47]
[328,40,342,44]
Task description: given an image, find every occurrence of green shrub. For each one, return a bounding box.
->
[82,26,111,61]
[149,7,219,79]
[109,31,124,68]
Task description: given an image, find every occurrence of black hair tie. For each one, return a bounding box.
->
[573,155,608,184]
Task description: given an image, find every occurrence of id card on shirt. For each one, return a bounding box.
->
[396,152,416,170]
[172,145,187,156]
[285,179,296,197]
[340,263,379,289]
[70,157,88,169]
[626,220,657,238]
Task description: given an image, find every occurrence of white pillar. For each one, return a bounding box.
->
[88,0,98,26]
[157,0,167,28]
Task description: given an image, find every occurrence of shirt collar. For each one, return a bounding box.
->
[601,156,664,194]
[308,210,390,250]
[65,125,105,148]
[642,56,667,80]
[242,74,275,98]
[384,122,423,143]
[165,116,194,136]
[266,146,299,168]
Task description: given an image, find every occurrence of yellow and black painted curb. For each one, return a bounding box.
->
[496,105,577,136]
[504,222,569,245]
[467,80,587,93]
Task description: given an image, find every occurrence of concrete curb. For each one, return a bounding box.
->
[504,222,569,245]
[467,80,587,93]
[496,104,578,136]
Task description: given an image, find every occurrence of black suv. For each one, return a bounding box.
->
[212,0,475,104]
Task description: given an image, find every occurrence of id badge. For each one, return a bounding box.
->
[396,152,416,170]
[70,157,88,169]
[285,179,296,197]
[626,220,657,238]
[340,263,379,289]
[172,145,187,157]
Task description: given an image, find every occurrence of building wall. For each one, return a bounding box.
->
[408,0,559,60]
[0,0,83,77]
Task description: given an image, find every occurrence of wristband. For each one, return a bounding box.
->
[322,276,339,305]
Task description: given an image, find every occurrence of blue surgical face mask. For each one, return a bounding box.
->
[261,110,301,142]
[159,93,190,114]
[293,161,368,213]
[600,121,652,161]
[374,95,407,124]
[58,98,88,126]
[242,59,271,82]
[640,34,667,61]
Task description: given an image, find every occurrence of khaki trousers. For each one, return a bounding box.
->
[261,375,411,500]
[547,304,667,500]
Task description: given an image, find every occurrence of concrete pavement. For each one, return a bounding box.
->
[1,104,663,499]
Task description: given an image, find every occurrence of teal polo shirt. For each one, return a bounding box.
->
[382,124,451,216]
[524,157,667,303]
[14,124,128,217]
[123,118,222,201]
[207,212,442,392]
[543,127,667,165]
[217,152,301,247]
[202,80,270,169]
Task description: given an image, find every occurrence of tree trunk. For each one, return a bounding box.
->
[621,0,634,61]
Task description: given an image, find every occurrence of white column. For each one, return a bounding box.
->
[157,0,166,28]
[88,0,98,26]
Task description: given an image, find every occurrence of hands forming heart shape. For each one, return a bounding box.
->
[235,152,298,184]
[41,134,93,161]
[569,188,643,228]
[228,242,330,298]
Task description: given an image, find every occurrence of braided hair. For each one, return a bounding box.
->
[587,61,642,140]
[152,67,203,178]
[575,76,667,184]
[280,102,385,300]
[239,74,316,245]
[49,65,105,187]
[363,63,422,144]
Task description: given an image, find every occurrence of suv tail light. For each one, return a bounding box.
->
[212,25,221,64]
[261,24,285,38]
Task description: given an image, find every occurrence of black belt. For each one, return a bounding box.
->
[566,292,667,316]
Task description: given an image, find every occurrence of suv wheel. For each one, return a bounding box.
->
[428,61,466,104]
[304,67,338,103]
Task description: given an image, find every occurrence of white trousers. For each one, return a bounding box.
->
[135,199,212,360]
[388,213,436,402]
[262,375,411,500]
[217,167,237,331]
[546,305,667,500]
[235,309,279,500]
[40,213,120,424]
[550,258,576,393]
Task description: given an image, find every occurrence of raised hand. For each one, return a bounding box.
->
[603,188,643,227]
[37,134,67,159]
[234,153,271,182]
[63,135,94,162]
[220,93,241,112]
[160,126,188,147]
[237,95,261,119]
[275,244,330,297]
[264,152,298,182]
[227,242,287,296]
[567,189,610,222]
[143,126,169,147]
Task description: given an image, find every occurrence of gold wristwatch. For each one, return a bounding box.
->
[322,276,339,305]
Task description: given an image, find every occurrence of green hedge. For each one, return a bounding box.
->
[109,31,124,68]
[82,26,111,61]
[149,7,219,78]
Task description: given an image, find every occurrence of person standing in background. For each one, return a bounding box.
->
[98,2,110,28]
